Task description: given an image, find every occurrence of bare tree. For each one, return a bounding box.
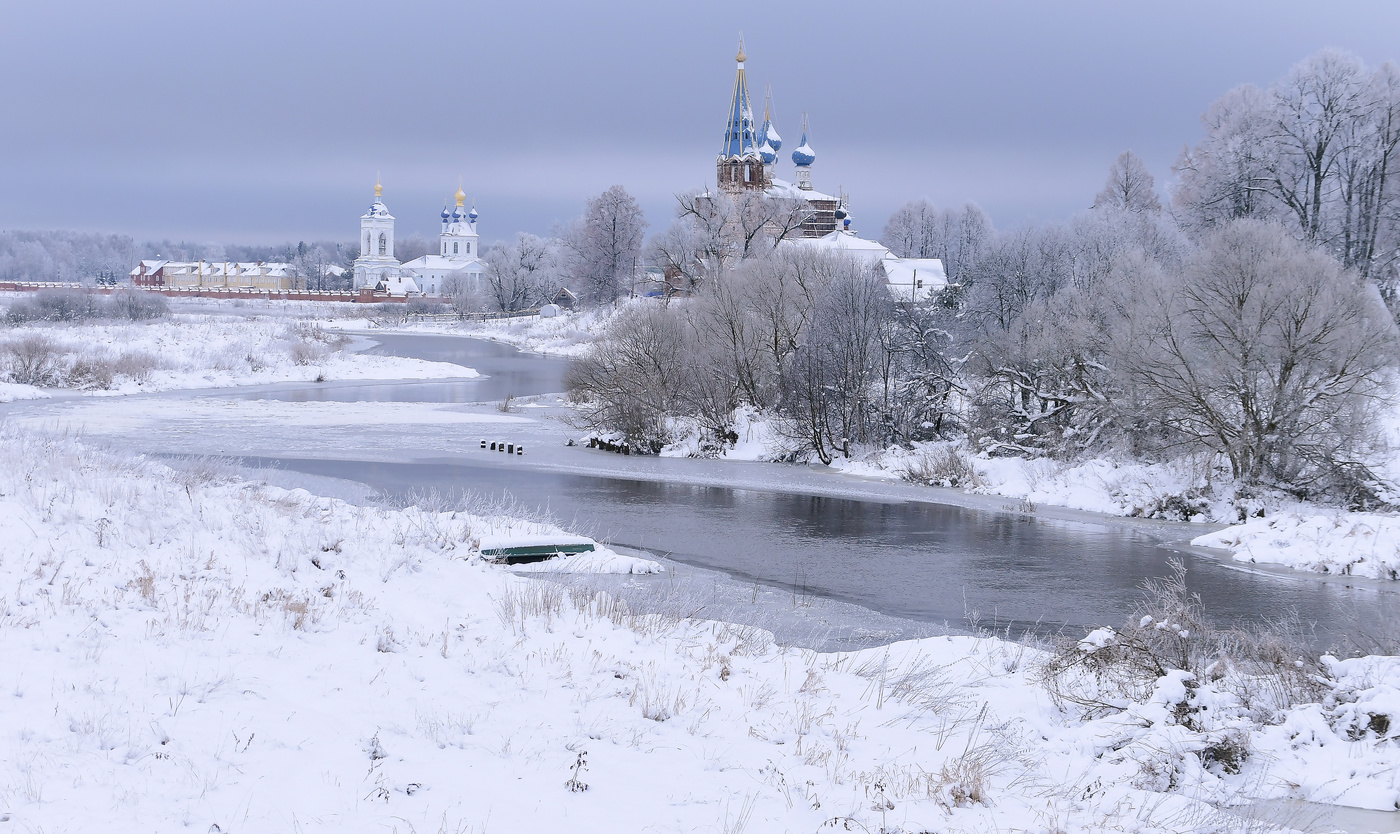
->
[564,303,690,453]
[564,185,647,305]
[1174,50,1400,279]
[881,201,991,282]
[649,190,811,297]
[1093,151,1162,214]
[483,233,559,312]
[1124,219,1397,493]
[778,256,893,463]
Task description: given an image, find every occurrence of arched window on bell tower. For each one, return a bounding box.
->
[378,233,387,255]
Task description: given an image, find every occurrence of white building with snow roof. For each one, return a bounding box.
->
[787,230,948,303]
[399,184,486,297]
[350,178,486,297]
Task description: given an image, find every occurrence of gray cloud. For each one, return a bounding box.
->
[4,0,1400,244]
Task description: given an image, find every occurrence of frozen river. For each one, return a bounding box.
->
[12,332,1399,648]
[259,334,1400,648]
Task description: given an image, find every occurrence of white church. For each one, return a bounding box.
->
[352,179,486,297]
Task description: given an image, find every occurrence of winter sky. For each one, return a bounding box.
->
[4,0,1400,246]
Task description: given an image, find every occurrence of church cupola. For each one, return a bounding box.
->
[440,180,481,261]
[762,86,782,153]
[791,113,816,190]
[758,86,781,168]
[716,35,768,194]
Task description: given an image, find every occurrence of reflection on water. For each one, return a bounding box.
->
[241,455,1400,646]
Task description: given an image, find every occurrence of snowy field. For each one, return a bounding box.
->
[3,425,1400,832]
[0,313,474,403]
[8,425,1400,828]
[0,307,1398,830]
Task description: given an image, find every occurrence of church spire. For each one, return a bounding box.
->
[720,33,758,160]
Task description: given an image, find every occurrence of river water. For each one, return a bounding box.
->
[225,333,1399,649]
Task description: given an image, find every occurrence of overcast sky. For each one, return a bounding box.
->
[3,1,1400,247]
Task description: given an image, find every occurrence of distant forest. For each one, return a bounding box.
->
[0,230,356,283]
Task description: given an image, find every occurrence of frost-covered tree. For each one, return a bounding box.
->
[1174,50,1400,278]
[778,256,893,463]
[483,233,559,312]
[882,199,945,259]
[564,185,647,305]
[290,242,345,291]
[881,201,991,282]
[1172,84,1278,231]
[648,190,810,296]
[1124,219,1397,492]
[1093,151,1161,214]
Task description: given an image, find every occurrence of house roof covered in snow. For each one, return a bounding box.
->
[794,230,891,264]
[881,258,947,303]
[400,255,485,273]
[766,178,839,203]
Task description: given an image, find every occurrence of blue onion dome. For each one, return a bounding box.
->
[759,140,777,165]
[791,132,816,167]
[452,206,463,221]
[468,205,479,222]
[763,120,782,152]
[441,206,451,221]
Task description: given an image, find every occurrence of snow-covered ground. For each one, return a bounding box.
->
[0,314,474,402]
[3,424,1400,832]
[1192,513,1400,580]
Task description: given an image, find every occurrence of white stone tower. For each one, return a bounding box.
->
[353,176,401,289]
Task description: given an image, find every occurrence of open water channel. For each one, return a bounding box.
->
[222,333,1399,650]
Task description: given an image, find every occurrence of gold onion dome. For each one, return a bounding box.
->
[455,186,467,206]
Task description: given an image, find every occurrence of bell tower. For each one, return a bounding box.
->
[353,175,401,290]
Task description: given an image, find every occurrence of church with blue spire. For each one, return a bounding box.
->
[713,37,846,238]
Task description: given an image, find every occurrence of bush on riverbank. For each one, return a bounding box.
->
[5,289,169,324]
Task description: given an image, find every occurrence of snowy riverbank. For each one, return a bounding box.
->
[3,424,1400,832]
[0,313,475,402]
